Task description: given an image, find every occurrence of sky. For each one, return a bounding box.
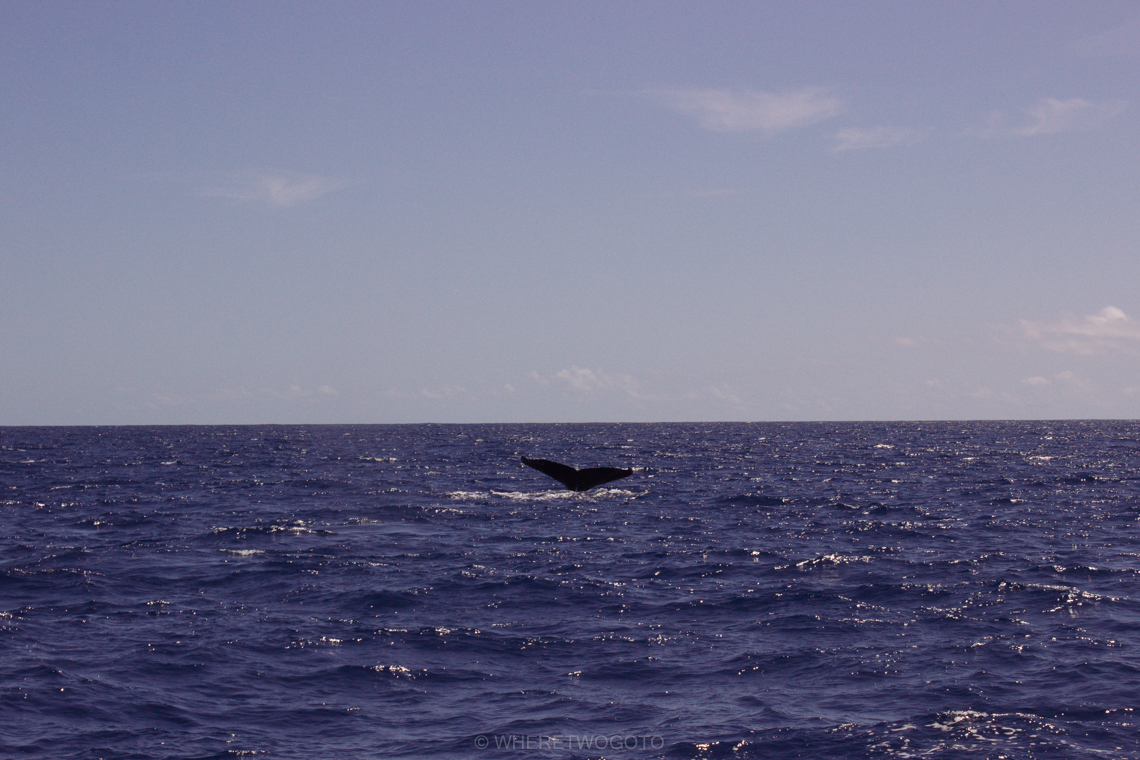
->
[3,1,1140,424]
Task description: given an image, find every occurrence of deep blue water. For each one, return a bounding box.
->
[2,422,1140,759]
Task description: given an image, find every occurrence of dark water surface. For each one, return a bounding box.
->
[2,422,1139,759]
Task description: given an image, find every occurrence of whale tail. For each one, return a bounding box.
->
[521,456,633,492]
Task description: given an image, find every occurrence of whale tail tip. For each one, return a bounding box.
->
[521,456,633,491]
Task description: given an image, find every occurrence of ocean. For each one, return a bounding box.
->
[2,421,1139,759]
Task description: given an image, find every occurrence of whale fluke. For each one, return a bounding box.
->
[521,456,633,492]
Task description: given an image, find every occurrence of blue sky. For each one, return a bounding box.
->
[3,1,1140,424]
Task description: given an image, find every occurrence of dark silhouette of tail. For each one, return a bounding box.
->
[521,457,633,492]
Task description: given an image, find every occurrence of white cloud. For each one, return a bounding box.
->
[251,384,343,402]
[974,98,1128,138]
[1018,372,1090,394]
[1020,306,1140,354]
[708,385,742,405]
[1054,371,1086,387]
[420,385,470,400]
[554,366,641,397]
[1012,98,1126,136]
[966,97,1126,138]
[201,171,350,206]
[832,126,918,151]
[652,87,844,134]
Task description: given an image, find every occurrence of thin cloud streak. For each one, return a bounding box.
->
[972,98,1126,138]
[651,87,844,134]
[832,126,919,151]
[1012,98,1126,136]
[200,171,351,206]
